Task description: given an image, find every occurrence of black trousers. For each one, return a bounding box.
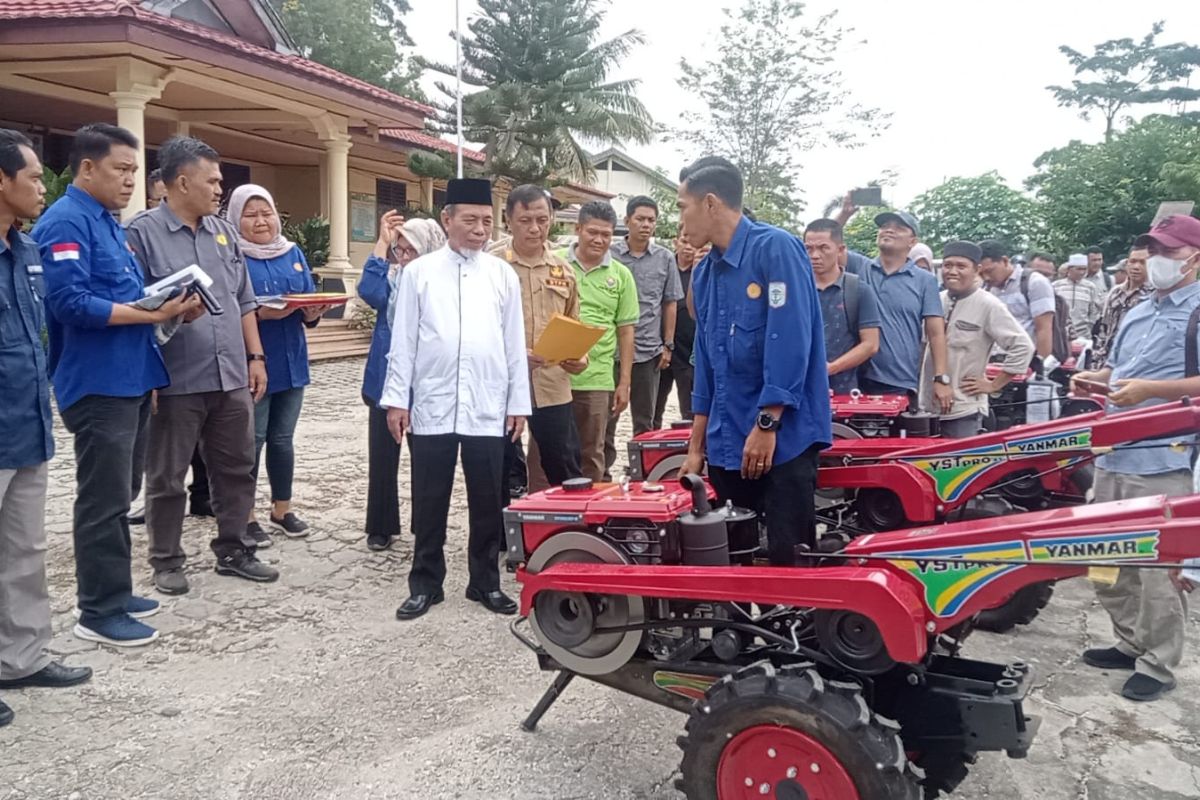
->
[365,398,403,539]
[530,401,583,484]
[60,393,151,623]
[605,359,661,480]
[708,445,821,566]
[503,437,528,504]
[408,433,505,596]
[653,360,694,429]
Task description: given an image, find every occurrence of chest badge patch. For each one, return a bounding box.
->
[550,265,564,278]
[216,233,228,246]
[746,282,762,299]
[769,282,787,308]
[293,262,304,272]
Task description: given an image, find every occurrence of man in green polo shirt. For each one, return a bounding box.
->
[561,201,638,483]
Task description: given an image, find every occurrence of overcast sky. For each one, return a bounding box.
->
[406,0,1200,219]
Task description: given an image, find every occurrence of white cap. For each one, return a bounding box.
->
[909,242,934,267]
[1067,253,1088,267]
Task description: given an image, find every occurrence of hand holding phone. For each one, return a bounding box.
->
[1074,378,1111,396]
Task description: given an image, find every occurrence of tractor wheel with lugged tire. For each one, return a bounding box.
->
[676,661,921,800]
[974,581,1055,633]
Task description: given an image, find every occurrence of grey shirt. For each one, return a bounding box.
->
[611,237,684,363]
[126,204,257,396]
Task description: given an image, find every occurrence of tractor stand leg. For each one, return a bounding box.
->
[521,670,575,732]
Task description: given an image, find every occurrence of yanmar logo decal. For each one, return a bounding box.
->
[901,428,1093,502]
[882,528,1158,617]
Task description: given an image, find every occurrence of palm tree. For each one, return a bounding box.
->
[422,0,655,185]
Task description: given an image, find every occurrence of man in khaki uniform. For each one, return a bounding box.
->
[491,186,586,494]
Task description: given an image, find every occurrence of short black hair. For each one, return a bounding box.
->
[158,135,220,183]
[1085,246,1103,256]
[506,184,552,216]
[679,156,744,211]
[577,201,617,228]
[1028,250,1055,265]
[69,123,139,175]
[626,195,658,218]
[979,240,1009,261]
[0,128,34,180]
[804,218,844,243]
[147,168,162,186]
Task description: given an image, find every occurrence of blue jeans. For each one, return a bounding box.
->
[253,387,305,502]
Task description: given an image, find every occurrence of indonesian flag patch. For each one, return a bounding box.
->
[50,243,81,261]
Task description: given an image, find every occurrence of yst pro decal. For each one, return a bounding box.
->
[901,427,1093,503]
[883,528,1160,617]
[654,671,719,701]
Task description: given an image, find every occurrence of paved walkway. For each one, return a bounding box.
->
[1,359,1197,799]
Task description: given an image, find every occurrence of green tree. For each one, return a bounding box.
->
[1026,115,1200,260]
[278,0,424,100]
[1048,21,1200,143]
[422,0,654,186]
[674,0,886,229]
[910,172,1042,253]
[650,167,680,240]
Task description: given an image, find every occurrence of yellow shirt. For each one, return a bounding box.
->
[489,241,580,408]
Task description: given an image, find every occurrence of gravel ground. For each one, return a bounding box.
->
[1,358,1198,799]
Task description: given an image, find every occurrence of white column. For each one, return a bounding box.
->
[320,132,355,294]
[110,91,152,219]
[420,176,434,212]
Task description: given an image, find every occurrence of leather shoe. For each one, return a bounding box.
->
[465,587,517,615]
[0,698,12,727]
[1082,646,1138,671]
[395,592,444,621]
[0,661,93,690]
[1121,672,1175,702]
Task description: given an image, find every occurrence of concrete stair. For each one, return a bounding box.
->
[305,317,371,362]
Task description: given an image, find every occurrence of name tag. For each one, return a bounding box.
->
[25,264,43,275]
[544,278,571,289]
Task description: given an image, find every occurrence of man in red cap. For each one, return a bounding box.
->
[1071,214,1200,702]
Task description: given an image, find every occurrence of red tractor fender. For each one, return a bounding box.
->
[818,461,940,523]
[517,563,930,663]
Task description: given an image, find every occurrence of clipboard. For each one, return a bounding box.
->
[533,314,605,363]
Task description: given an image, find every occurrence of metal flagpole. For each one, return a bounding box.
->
[455,0,464,178]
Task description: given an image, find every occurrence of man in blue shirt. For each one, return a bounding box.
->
[858,211,952,409]
[1070,214,1200,703]
[803,218,881,395]
[33,124,199,648]
[678,157,831,565]
[0,129,93,727]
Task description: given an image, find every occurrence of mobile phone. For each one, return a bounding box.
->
[850,186,883,207]
[1074,378,1111,396]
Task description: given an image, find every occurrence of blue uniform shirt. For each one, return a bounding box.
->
[246,245,315,395]
[858,258,942,391]
[691,216,832,470]
[819,272,882,395]
[1099,281,1200,476]
[0,226,54,469]
[357,254,394,406]
[31,185,167,411]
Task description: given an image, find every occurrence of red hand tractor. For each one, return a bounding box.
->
[506,467,1200,799]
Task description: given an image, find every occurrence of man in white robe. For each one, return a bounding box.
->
[381,178,530,620]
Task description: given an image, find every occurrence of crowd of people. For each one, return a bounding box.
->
[2,122,1199,731]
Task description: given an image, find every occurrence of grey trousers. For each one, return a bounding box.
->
[146,389,257,571]
[1093,467,1192,684]
[0,463,51,680]
[604,359,661,480]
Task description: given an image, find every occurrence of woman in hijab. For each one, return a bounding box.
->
[227,184,330,547]
[358,210,446,551]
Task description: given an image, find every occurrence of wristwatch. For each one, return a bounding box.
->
[663,343,675,352]
[247,353,267,364]
[934,374,952,386]
[756,411,781,432]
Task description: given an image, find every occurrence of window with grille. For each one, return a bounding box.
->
[376,178,409,219]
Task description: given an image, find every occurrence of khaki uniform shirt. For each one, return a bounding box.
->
[489,241,580,408]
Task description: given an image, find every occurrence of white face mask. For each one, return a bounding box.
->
[1146,253,1194,291]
